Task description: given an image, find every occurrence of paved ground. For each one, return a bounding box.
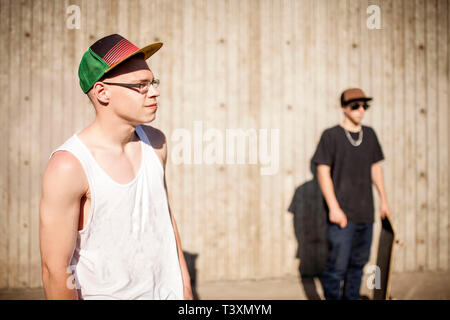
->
[197,271,450,300]
[0,271,449,300]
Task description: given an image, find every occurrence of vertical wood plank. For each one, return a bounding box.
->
[229,0,243,279]
[392,0,406,272]
[117,0,129,36]
[52,0,64,150]
[8,0,21,288]
[437,0,449,272]
[0,0,11,288]
[81,0,96,130]
[425,0,439,271]
[348,0,361,87]
[61,0,74,141]
[214,0,228,280]
[127,0,139,41]
[337,0,349,107]
[281,0,297,276]
[246,0,262,279]
[72,0,87,135]
[404,0,417,272]
[186,0,199,278]
[414,0,427,271]
[29,0,43,288]
[306,0,316,162]
[203,0,216,281]
[270,0,283,278]
[19,0,32,288]
[196,0,209,280]
[239,0,254,279]
[258,0,271,279]
[326,0,340,128]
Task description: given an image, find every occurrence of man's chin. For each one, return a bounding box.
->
[144,114,156,123]
[133,114,156,125]
[350,117,363,125]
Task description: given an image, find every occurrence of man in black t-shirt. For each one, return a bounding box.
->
[312,88,391,300]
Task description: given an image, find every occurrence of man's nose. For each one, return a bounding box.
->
[147,84,160,97]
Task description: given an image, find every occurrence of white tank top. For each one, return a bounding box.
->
[50,125,184,300]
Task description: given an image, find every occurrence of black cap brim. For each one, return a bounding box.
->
[343,97,373,105]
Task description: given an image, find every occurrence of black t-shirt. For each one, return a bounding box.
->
[312,125,384,223]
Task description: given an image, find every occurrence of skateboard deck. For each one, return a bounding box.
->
[373,216,396,300]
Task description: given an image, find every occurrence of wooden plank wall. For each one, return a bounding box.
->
[0,0,448,288]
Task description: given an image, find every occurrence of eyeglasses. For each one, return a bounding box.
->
[102,79,160,94]
[348,102,370,110]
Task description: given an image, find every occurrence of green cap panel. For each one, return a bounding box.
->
[78,48,110,93]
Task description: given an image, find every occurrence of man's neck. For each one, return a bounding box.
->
[84,117,139,150]
[340,118,362,132]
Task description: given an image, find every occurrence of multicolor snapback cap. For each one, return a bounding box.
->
[78,34,163,93]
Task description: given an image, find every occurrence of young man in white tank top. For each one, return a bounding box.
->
[39,34,193,300]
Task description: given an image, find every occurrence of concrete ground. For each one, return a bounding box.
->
[197,271,450,300]
[0,271,449,300]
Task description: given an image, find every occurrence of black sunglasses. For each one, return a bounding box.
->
[349,102,370,110]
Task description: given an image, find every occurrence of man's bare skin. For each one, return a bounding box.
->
[39,55,193,300]
[72,126,166,231]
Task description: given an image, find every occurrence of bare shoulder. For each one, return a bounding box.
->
[42,151,88,199]
[139,125,168,166]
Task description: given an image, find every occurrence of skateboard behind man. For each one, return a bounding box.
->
[374,215,396,300]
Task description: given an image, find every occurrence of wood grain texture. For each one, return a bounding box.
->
[404,0,417,272]
[437,0,449,272]
[415,0,427,271]
[0,0,11,288]
[392,0,406,272]
[0,0,448,288]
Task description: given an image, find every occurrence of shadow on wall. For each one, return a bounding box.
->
[183,251,200,300]
[288,160,328,300]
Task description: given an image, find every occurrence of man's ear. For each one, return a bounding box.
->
[91,82,110,105]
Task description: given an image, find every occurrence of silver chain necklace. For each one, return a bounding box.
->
[344,127,363,147]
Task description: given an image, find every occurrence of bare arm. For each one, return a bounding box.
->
[371,162,391,219]
[39,151,87,299]
[316,164,347,228]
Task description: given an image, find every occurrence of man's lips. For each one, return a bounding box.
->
[145,104,158,109]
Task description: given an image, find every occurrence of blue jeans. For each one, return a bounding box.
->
[321,221,373,300]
